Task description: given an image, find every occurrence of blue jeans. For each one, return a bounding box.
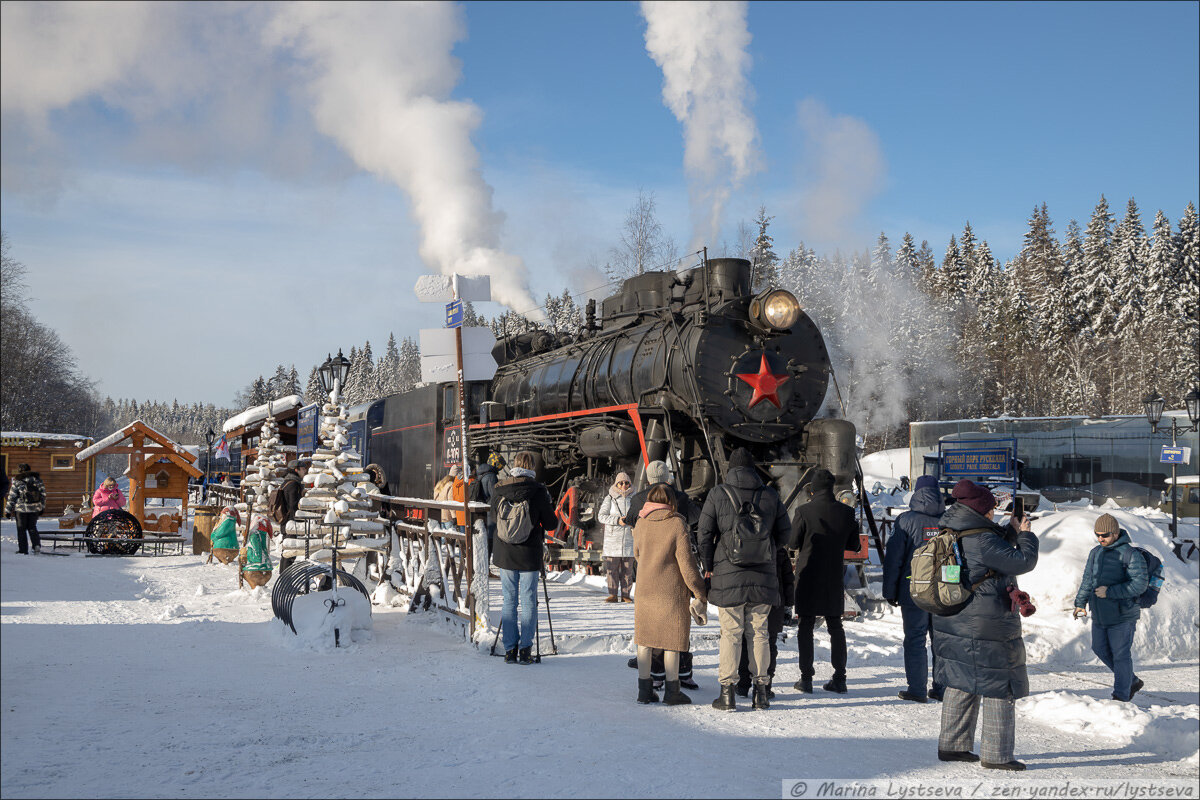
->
[500,569,539,651]
[1092,619,1137,700]
[901,605,943,698]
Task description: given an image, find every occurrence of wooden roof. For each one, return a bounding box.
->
[76,420,202,478]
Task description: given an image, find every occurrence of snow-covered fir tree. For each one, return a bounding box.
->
[750,206,779,290]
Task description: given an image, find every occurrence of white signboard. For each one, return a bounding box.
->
[420,353,498,384]
[413,274,492,303]
[419,327,496,357]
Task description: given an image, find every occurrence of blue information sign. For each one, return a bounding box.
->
[445,300,464,328]
[941,447,1013,479]
[297,404,319,455]
[1161,446,1189,465]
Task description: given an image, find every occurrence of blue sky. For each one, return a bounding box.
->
[1,1,1196,407]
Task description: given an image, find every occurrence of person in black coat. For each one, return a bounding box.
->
[933,480,1037,771]
[275,462,306,574]
[789,468,861,694]
[697,448,791,711]
[883,474,946,702]
[473,453,504,555]
[489,451,558,665]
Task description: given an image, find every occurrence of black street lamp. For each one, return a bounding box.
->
[318,349,352,398]
[203,427,216,504]
[1143,386,1200,536]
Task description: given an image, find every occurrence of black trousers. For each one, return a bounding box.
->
[798,614,847,680]
[15,512,41,554]
[737,605,782,686]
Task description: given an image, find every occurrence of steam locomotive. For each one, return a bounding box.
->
[347,256,858,558]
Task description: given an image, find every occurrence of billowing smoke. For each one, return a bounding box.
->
[794,98,886,250]
[640,1,761,249]
[265,3,537,314]
[2,2,538,314]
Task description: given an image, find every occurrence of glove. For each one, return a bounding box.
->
[1007,586,1036,617]
[689,596,708,626]
[886,599,900,608]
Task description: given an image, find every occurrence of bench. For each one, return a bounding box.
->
[80,535,186,557]
[40,533,86,553]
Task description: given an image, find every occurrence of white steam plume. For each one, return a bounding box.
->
[794,98,886,248]
[265,3,536,314]
[640,1,761,250]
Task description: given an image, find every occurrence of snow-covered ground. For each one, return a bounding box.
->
[1,512,1197,799]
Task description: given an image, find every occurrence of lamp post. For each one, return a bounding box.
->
[318,349,352,401]
[1143,386,1200,536]
[203,427,216,504]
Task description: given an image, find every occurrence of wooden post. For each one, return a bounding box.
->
[130,430,146,525]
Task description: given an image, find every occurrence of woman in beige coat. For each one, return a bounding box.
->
[633,484,708,706]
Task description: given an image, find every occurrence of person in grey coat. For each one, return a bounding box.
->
[882,474,946,702]
[932,480,1038,772]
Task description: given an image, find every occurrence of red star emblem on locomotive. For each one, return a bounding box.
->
[735,354,790,409]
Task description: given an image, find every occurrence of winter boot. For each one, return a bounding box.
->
[662,680,692,706]
[823,676,848,694]
[1130,677,1145,699]
[711,684,736,712]
[637,678,660,704]
[504,648,518,664]
[981,760,1026,771]
[627,656,639,669]
[938,750,980,763]
[793,678,813,693]
[518,646,533,665]
[752,682,771,710]
[604,595,618,603]
[898,691,928,703]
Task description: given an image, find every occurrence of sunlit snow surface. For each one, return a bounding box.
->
[1,511,1196,798]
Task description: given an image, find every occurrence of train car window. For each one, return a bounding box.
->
[469,383,487,418]
[367,401,385,432]
[443,386,459,422]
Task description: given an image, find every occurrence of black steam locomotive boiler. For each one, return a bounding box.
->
[354,256,858,564]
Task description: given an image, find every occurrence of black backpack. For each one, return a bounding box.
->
[720,485,774,567]
[1122,546,1165,609]
[24,477,46,510]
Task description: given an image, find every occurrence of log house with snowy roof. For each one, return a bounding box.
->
[75,421,202,529]
[1,432,96,516]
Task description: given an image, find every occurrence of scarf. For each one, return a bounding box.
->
[638,501,673,518]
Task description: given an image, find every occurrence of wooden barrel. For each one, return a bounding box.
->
[212,547,239,564]
[192,506,217,555]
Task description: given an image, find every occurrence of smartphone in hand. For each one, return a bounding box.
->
[1012,497,1024,521]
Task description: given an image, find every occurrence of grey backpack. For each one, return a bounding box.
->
[496,496,534,545]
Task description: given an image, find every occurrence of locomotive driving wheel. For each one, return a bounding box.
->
[86,510,143,555]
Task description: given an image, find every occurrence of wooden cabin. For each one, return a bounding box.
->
[75,421,202,530]
[1,432,96,516]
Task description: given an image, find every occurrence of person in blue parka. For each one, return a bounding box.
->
[1073,513,1148,702]
[882,474,946,703]
[932,480,1038,772]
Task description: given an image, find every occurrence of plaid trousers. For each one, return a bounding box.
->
[938,687,1016,763]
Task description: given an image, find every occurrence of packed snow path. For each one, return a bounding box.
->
[1,522,1196,799]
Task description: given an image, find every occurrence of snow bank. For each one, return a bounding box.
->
[1021,509,1199,664]
[861,448,912,482]
[1020,691,1199,762]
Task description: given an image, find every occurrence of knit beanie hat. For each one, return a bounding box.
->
[810,469,836,491]
[914,475,938,492]
[645,460,670,485]
[727,448,756,470]
[487,452,506,469]
[1094,513,1120,537]
[950,479,996,516]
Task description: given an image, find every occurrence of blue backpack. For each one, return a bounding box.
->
[1122,546,1165,609]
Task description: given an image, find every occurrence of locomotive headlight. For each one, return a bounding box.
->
[751,289,801,331]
